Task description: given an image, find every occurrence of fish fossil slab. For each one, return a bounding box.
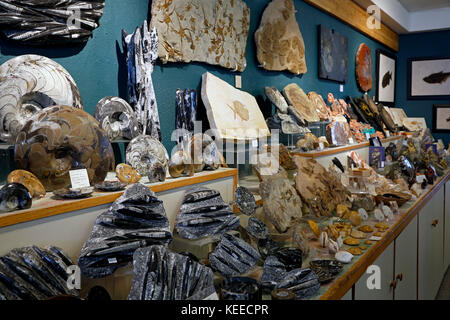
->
[128,245,215,300]
[78,184,173,278]
[0,246,78,300]
[14,106,114,192]
[0,0,105,45]
[209,233,260,277]
[175,187,240,240]
[423,71,450,84]
[0,55,82,143]
[94,97,141,141]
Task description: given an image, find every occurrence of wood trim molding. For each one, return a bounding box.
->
[304,0,399,52]
[320,171,450,300]
[0,168,238,229]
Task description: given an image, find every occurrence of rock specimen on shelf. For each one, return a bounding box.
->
[296,133,319,151]
[255,0,307,75]
[115,164,141,184]
[94,181,127,192]
[245,217,269,239]
[326,121,350,146]
[283,84,320,123]
[201,72,269,141]
[53,187,94,199]
[175,89,197,144]
[0,55,82,143]
[94,97,140,141]
[221,277,262,300]
[14,106,114,192]
[259,174,303,233]
[0,245,78,300]
[128,245,215,300]
[262,143,297,171]
[168,150,195,178]
[175,187,239,240]
[123,21,161,140]
[0,183,32,213]
[293,156,350,217]
[356,43,373,92]
[261,256,287,288]
[7,170,45,199]
[150,0,250,72]
[308,92,331,121]
[209,233,260,277]
[335,251,353,264]
[309,260,343,283]
[265,87,289,114]
[275,247,303,271]
[235,186,257,216]
[0,0,105,45]
[126,135,169,183]
[78,184,172,278]
[275,268,320,300]
[258,237,281,259]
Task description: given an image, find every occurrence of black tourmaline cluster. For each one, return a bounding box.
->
[78,184,172,278]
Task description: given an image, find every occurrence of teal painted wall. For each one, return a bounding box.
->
[396,30,450,146]
[0,0,395,153]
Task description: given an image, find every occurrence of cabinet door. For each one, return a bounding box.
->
[445,181,450,268]
[341,288,352,300]
[354,242,394,300]
[418,187,445,300]
[394,215,418,300]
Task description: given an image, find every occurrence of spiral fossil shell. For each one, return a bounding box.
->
[0,55,82,143]
[126,135,169,177]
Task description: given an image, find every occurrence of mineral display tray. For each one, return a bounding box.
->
[0,168,238,229]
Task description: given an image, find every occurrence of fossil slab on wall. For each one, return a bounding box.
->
[150,0,250,72]
[255,0,307,75]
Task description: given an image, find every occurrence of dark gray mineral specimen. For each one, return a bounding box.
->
[175,187,240,240]
[260,256,287,289]
[128,245,215,300]
[78,184,172,278]
[235,186,257,216]
[245,217,269,240]
[275,268,320,300]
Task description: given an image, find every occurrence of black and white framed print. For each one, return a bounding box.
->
[432,104,450,133]
[408,57,450,100]
[376,50,397,106]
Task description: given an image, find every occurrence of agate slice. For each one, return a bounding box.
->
[128,246,215,300]
[0,0,105,45]
[0,55,82,143]
[175,187,240,240]
[283,84,320,123]
[356,44,373,92]
[265,87,289,114]
[78,184,172,278]
[0,183,32,213]
[275,268,320,300]
[7,170,45,199]
[126,135,169,182]
[209,233,261,277]
[255,0,307,75]
[115,164,141,184]
[53,187,94,199]
[14,106,114,192]
[235,186,257,216]
[94,97,140,141]
[308,92,330,121]
[0,246,78,300]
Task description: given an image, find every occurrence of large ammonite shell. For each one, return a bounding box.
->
[0,55,82,143]
[126,135,169,180]
[14,106,114,192]
[356,44,373,92]
[94,97,140,141]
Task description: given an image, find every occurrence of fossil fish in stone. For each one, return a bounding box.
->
[94,97,141,141]
[126,135,169,182]
[0,183,32,213]
[115,163,141,184]
[423,71,450,84]
[14,106,114,192]
[209,233,260,277]
[0,55,82,143]
[128,245,215,300]
[175,187,240,240]
[78,184,172,278]
[275,268,320,300]
[382,71,392,88]
[0,0,105,45]
[7,170,45,199]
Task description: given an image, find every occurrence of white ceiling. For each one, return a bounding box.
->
[397,0,450,12]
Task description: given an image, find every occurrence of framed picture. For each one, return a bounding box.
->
[318,25,348,83]
[408,57,450,100]
[376,50,397,106]
[432,104,450,133]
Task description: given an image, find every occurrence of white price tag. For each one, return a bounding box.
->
[319,142,324,150]
[340,84,344,92]
[365,133,371,140]
[380,161,385,168]
[108,258,117,264]
[235,75,242,89]
[348,138,354,144]
[385,131,390,138]
[69,169,90,189]
[252,139,258,148]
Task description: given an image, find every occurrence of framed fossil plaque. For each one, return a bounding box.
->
[376,49,397,106]
[408,57,450,100]
[318,25,348,83]
[432,104,450,133]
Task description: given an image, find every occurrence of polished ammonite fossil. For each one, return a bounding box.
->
[14,106,114,191]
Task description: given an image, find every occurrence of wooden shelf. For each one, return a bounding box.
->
[0,168,238,229]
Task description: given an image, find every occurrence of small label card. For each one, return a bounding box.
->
[252,139,258,148]
[365,132,371,140]
[319,142,325,150]
[348,138,354,144]
[69,169,91,189]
